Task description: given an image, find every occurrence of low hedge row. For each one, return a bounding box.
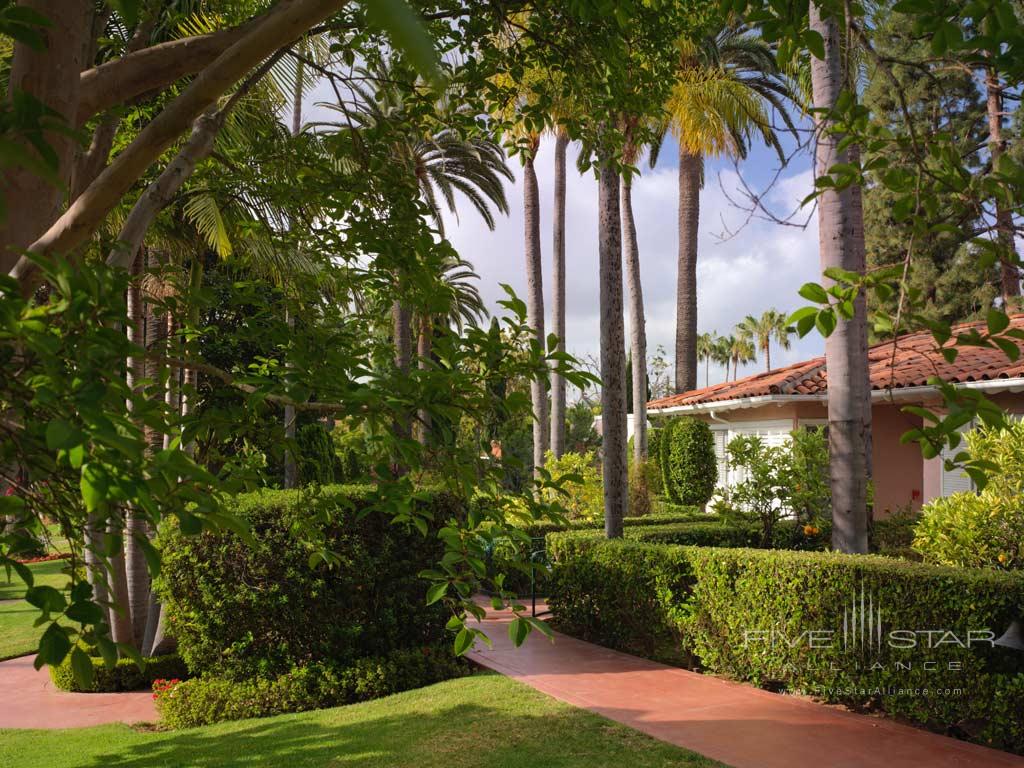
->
[50,653,188,693]
[558,520,830,551]
[548,534,1024,753]
[155,645,469,729]
[519,508,706,539]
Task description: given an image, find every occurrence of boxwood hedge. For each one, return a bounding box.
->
[159,485,456,681]
[50,652,188,693]
[548,534,1024,753]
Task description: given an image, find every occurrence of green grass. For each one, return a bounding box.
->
[1,559,78,660]
[0,673,725,768]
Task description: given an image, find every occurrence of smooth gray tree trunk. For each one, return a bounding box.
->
[416,315,432,446]
[675,148,701,394]
[622,176,647,462]
[810,1,869,554]
[549,131,568,458]
[523,146,548,473]
[598,161,628,537]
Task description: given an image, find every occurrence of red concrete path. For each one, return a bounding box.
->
[0,654,156,729]
[470,603,1024,768]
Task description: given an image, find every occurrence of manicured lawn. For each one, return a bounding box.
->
[0,673,724,768]
[1,559,77,660]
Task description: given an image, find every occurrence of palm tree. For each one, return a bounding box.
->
[809,2,869,554]
[621,118,648,463]
[738,309,792,372]
[696,331,718,388]
[522,133,548,475]
[713,335,734,382]
[730,335,756,380]
[654,27,796,394]
[550,126,570,458]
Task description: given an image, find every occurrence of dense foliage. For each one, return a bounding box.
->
[50,652,187,693]
[155,645,469,728]
[159,486,455,680]
[914,424,1024,569]
[659,418,717,507]
[296,423,337,486]
[549,535,1024,753]
[714,428,830,545]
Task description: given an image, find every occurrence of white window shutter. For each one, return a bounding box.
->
[940,423,975,496]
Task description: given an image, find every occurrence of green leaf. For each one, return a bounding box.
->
[508,616,529,646]
[26,585,66,613]
[425,582,447,605]
[95,635,118,668]
[363,0,443,87]
[34,623,71,669]
[65,600,105,625]
[987,308,1010,335]
[70,646,94,690]
[45,419,77,451]
[453,627,474,656]
[798,283,829,304]
[815,309,837,337]
[80,463,108,512]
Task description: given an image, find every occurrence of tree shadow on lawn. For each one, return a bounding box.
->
[84,702,667,768]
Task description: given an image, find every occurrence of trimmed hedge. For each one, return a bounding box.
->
[296,423,336,485]
[155,645,469,728]
[556,520,830,551]
[659,418,716,507]
[159,485,456,680]
[50,653,188,693]
[519,508,708,540]
[548,535,1024,753]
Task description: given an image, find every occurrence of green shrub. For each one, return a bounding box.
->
[542,450,603,521]
[871,507,919,558]
[659,418,716,507]
[155,646,469,728]
[713,428,830,546]
[914,424,1024,570]
[628,460,653,518]
[331,421,370,483]
[159,485,455,680]
[50,652,187,693]
[548,535,1024,753]
[296,423,335,485]
[555,520,829,550]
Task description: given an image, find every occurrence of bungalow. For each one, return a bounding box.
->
[646,315,1024,517]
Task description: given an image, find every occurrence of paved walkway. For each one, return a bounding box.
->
[0,655,156,729]
[471,602,1024,768]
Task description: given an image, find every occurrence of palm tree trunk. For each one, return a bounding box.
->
[392,300,412,476]
[523,143,548,474]
[598,160,628,536]
[283,310,297,488]
[675,148,701,394]
[416,314,432,446]
[622,176,647,462]
[550,130,568,458]
[810,1,869,554]
[765,343,771,372]
[705,356,709,388]
[986,65,1020,305]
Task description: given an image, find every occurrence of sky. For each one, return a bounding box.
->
[304,81,827,392]
[438,135,827,389]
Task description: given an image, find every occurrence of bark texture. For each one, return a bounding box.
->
[810,2,869,554]
[675,147,701,394]
[986,65,1021,305]
[598,162,628,537]
[549,131,569,458]
[523,146,548,473]
[622,177,647,462]
[1,1,91,275]
[11,0,348,283]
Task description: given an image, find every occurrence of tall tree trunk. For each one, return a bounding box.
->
[675,148,701,394]
[598,161,628,536]
[415,314,432,446]
[283,310,298,489]
[550,130,568,458]
[765,343,771,372]
[810,1,869,554]
[622,176,647,462]
[1,1,91,276]
[523,143,548,474]
[986,65,1020,306]
[392,300,412,476]
[123,251,147,650]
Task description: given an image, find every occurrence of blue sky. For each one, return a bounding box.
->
[440,132,827,391]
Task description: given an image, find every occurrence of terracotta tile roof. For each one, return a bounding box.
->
[648,314,1024,410]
